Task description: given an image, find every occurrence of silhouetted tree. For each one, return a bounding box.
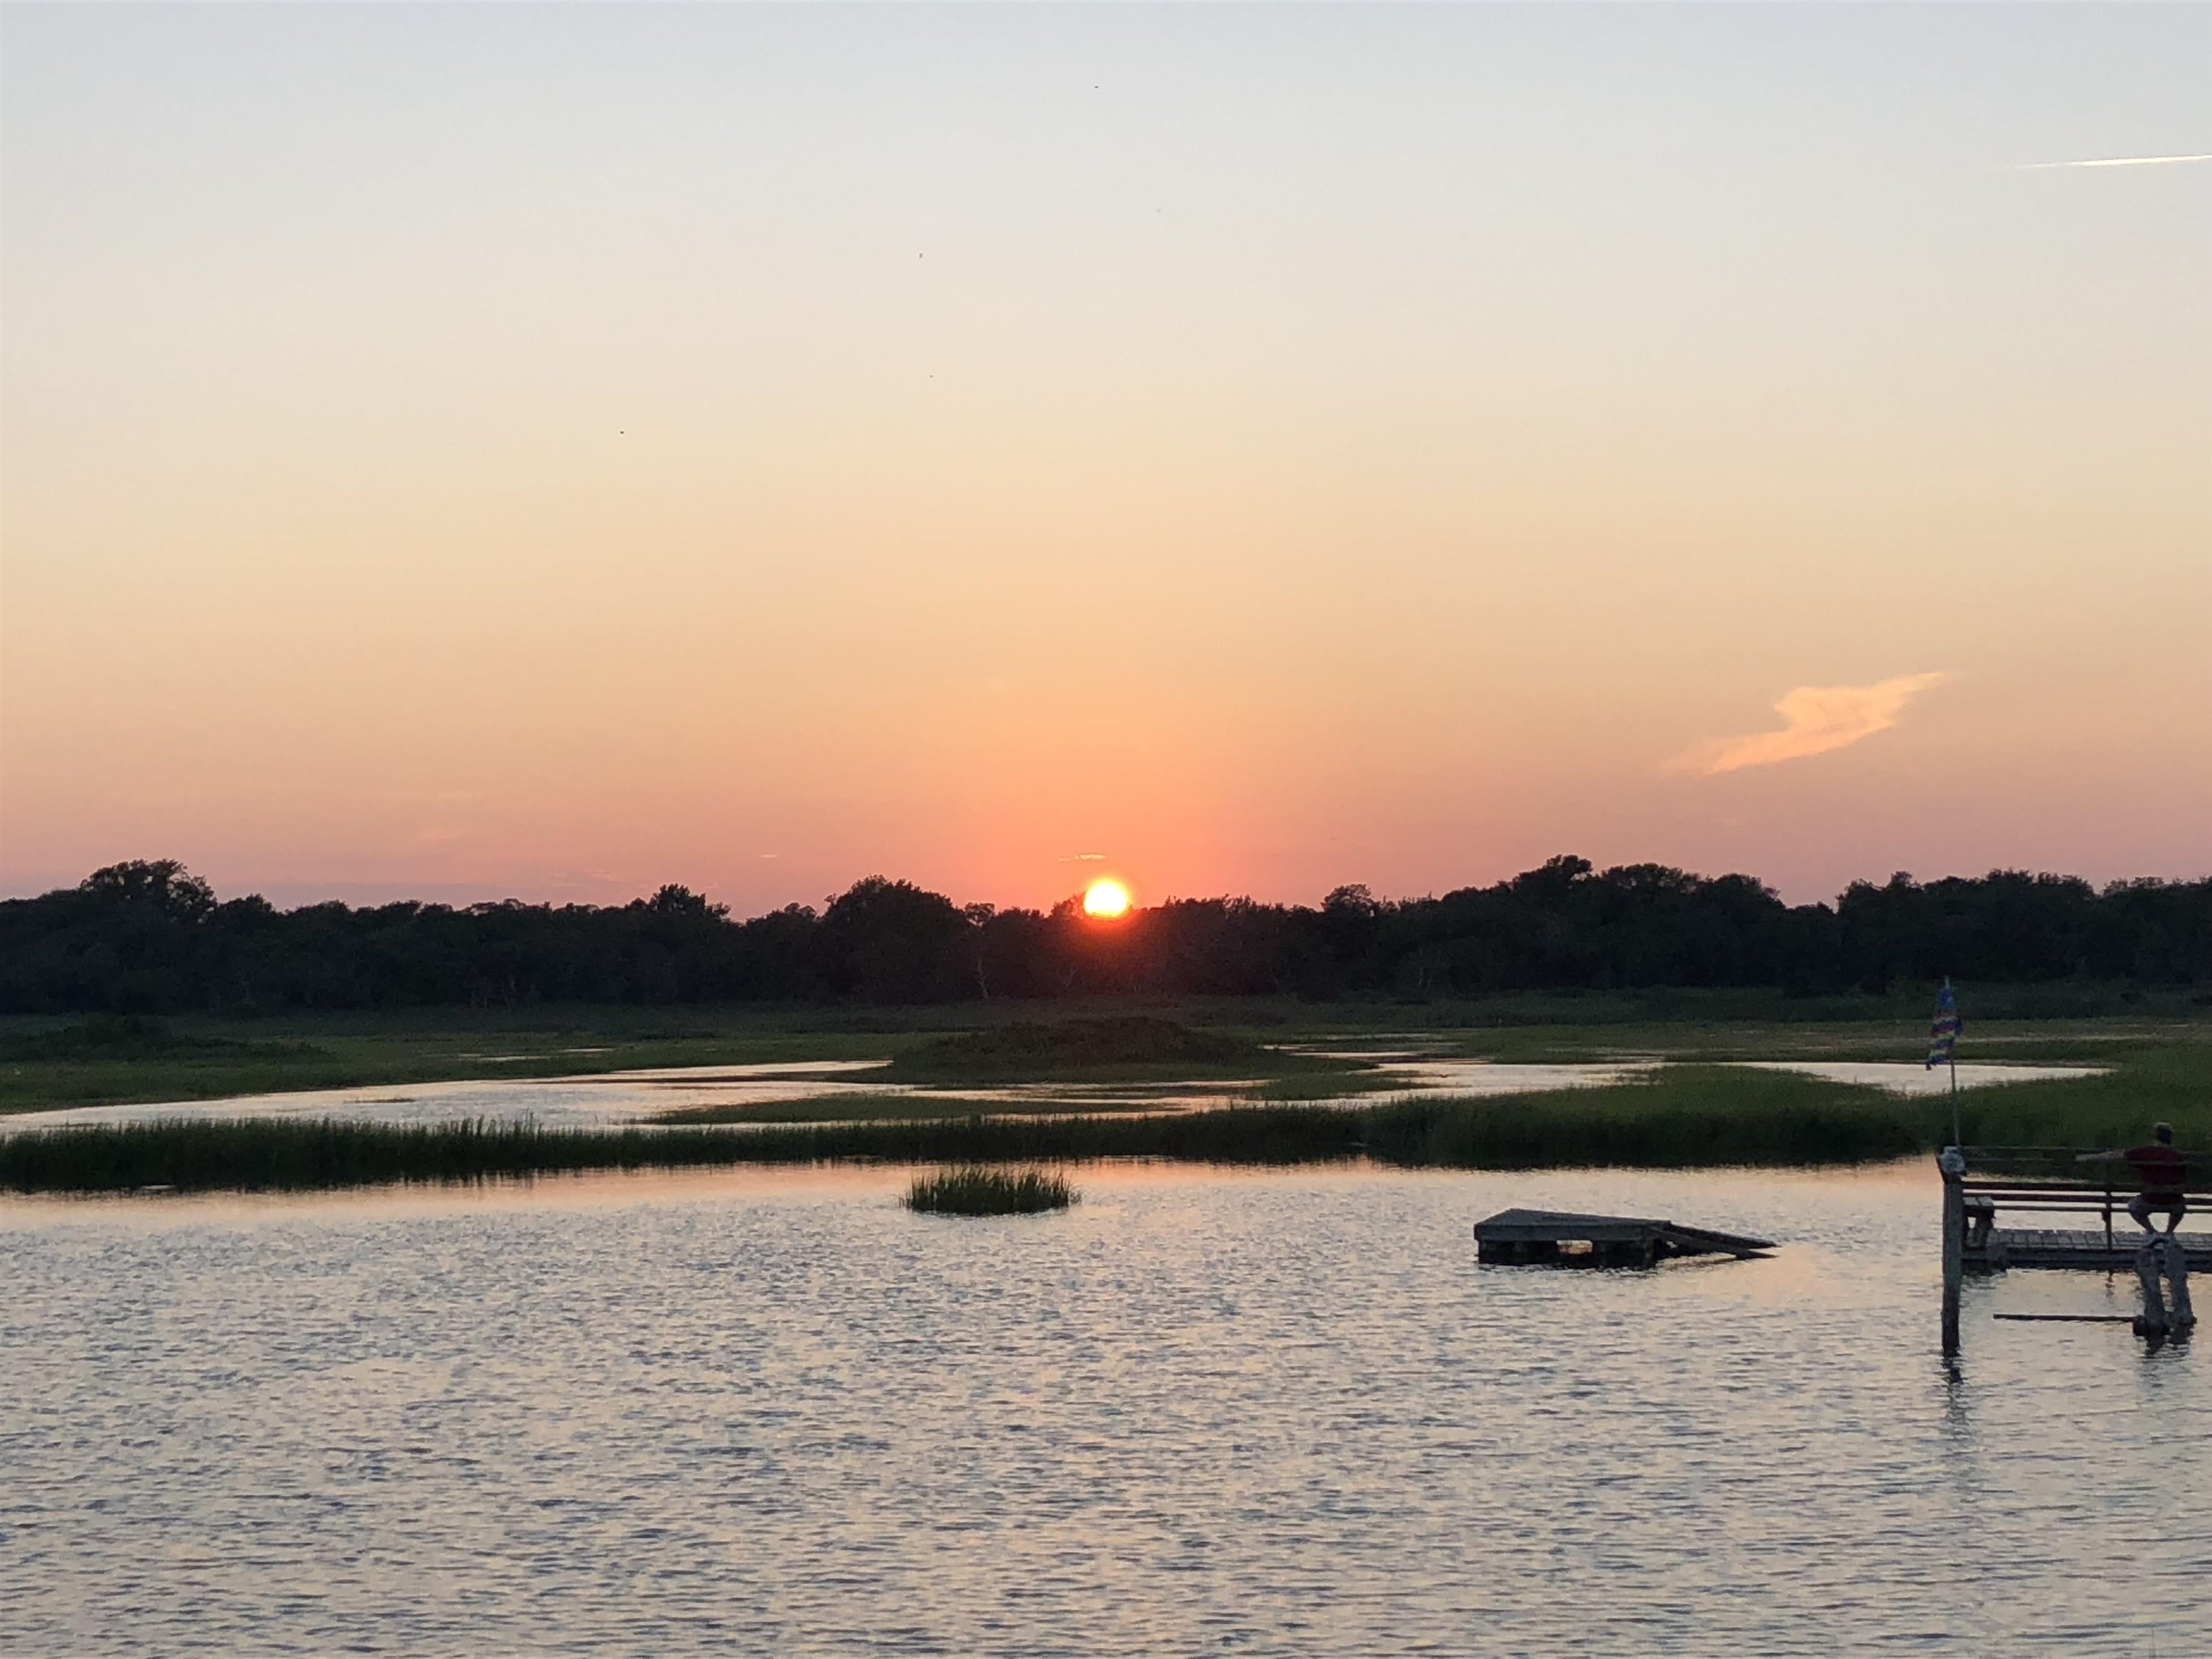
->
[814,878,972,1003]
[2,858,2204,1013]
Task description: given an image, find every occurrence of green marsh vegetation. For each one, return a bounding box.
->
[660,1017,1399,1119]
[905,1166,1076,1215]
[0,1014,339,1112]
[654,1092,1184,1125]
[5,991,2200,1118]
[1368,1067,1923,1168]
[0,1007,909,1117]
[1357,1036,2211,1168]
[4,989,2205,1196]
[6,1030,2205,1195]
[1938,1039,2211,1148]
[649,1013,1388,1123]
[0,1013,315,1064]
[0,1110,1363,1194]
[881,1015,1360,1084]
[0,1005,1359,1118]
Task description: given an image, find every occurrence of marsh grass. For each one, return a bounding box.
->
[0,1015,313,1064]
[1410,1015,2209,1066]
[1370,1045,2211,1169]
[0,1107,1364,1194]
[886,1016,1359,1084]
[652,1092,1175,1125]
[0,1010,907,1117]
[905,1166,1075,1215]
[1946,1042,2210,1147]
[4,1039,2206,1195]
[1251,1069,1410,1102]
[0,1118,757,1194]
[1368,1066,1926,1169]
[8,997,2200,1118]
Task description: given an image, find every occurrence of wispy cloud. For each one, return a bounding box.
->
[1060,852,1107,862]
[2018,153,2212,170]
[1669,673,1951,777]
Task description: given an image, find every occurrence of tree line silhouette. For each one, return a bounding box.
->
[2,856,2207,1013]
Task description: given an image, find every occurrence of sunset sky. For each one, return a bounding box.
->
[4,5,2206,912]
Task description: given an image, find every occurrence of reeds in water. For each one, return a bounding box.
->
[904,1166,1076,1215]
[1364,1065,1929,1169]
[0,1109,1363,1195]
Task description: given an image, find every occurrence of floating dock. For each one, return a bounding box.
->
[1473,1208,1773,1267]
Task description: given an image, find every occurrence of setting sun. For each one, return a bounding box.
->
[1082,878,1132,919]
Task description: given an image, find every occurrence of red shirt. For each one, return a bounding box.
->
[2125,1143,2188,1202]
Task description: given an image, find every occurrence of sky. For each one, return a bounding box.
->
[4,4,2207,913]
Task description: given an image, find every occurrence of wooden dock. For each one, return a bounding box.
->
[1954,1147,2208,1274]
[1941,1146,2205,1351]
[1474,1208,1773,1267]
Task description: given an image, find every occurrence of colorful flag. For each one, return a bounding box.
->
[1925,979,1961,1069]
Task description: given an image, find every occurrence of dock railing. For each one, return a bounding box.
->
[1964,1150,2203,1256]
[1957,1146,2210,1250]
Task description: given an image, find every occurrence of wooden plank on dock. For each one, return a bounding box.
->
[1992,1313,2139,1323]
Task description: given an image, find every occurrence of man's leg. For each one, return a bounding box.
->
[2130,1195,2156,1233]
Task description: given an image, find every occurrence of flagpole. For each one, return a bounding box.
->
[1949,1051,1961,1152]
[1934,975,1962,1151]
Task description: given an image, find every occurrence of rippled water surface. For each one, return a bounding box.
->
[4,1164,2205,1656]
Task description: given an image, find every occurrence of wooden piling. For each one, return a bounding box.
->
[2136,1238,2170,1336]
[2171,1241,2195,1328]
[2139,1234,2195,1336]
[1939,1147,1966,1354]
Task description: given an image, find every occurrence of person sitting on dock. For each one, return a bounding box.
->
[2078,1123,2188,1236]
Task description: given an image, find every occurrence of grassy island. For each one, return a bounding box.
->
[906,1166,1076,1215]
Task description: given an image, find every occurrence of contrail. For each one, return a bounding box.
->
[2018,153,2212,170]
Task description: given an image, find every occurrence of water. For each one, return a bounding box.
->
[0,1061,889,1132]
[4,1164,2204,1655]
[4,1056,2103,1132]
[1730,1059,2107,1094]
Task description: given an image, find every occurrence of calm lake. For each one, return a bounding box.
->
[4,1162,2205,1656]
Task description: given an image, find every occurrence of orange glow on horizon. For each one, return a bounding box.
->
[1082,878,1133,919]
